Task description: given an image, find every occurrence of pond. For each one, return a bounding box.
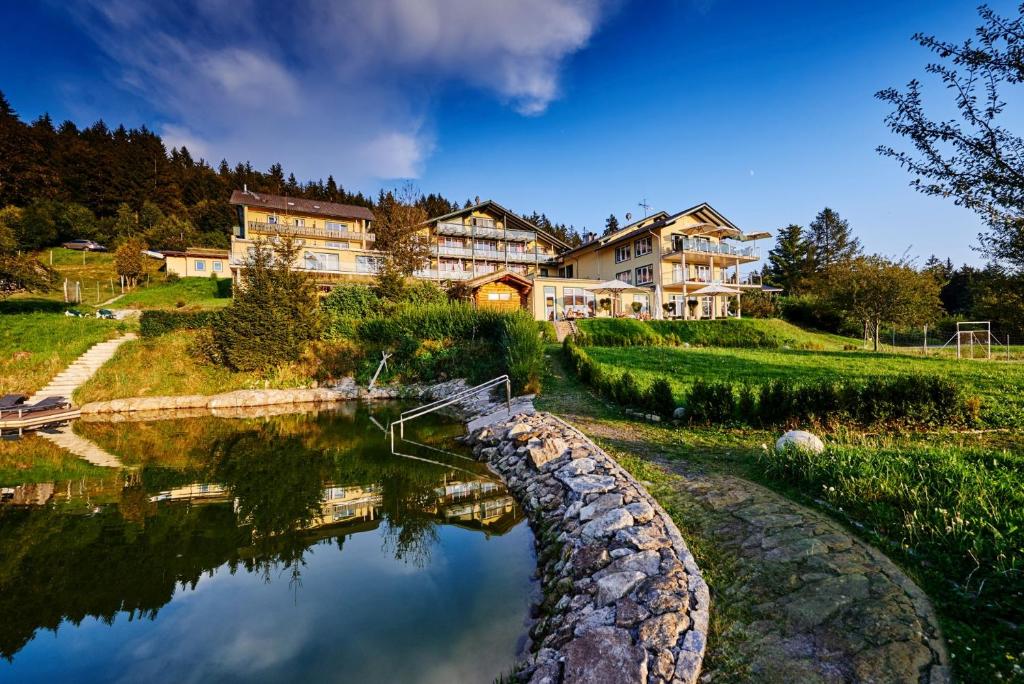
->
[0,404,535,683]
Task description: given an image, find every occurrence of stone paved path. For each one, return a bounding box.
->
[565,417,951,684]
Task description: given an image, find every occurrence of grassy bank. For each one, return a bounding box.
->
[0,313,129,394]
[114,276,232,310]
[538,348,1023,682]
[73,330,313,403]
[576,317,857,350]
[583,344,1024,426]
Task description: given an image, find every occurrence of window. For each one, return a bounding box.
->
[266,215,278,224]
[615,270,632,284]
[563,287,596,316]
[615,244,631,263]
[305,251,340,271]
[672,264,684,282]
[326,221,349,232]
[213,261,223,272]
[634,236,652,256]
[558,265,574,278]
[194,260,206,271]
[702,296,713,317]
[356,255,383,273]
[471,217,496,229]
[633,293,650,315]
[474,239,497,252]
[325,241,350,250]
[696,265,710,282]
[293,218,305,227]
[634,265,654,285]
[439,258,463,272]
[487,292,512,301]
[440,236,463,248]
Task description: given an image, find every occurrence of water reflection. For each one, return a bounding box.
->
[0,405,530,682]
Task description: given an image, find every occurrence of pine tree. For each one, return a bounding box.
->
[603,214,620,236]
[765,224,813,293]
[806,208,861,270]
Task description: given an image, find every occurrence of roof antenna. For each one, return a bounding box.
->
[638,198,652,218]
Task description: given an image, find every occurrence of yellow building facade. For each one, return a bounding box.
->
[217,191,767,321]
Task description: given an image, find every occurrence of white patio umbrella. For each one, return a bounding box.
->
[689,283,742,319]
[689,283,742,296]
[587,279,648,316]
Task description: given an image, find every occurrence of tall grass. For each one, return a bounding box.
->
[0,313,127,393]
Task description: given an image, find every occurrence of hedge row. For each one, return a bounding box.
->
[562,337,676,417]
[574,318,826,350]
[140,309,222,338]
[562,336,975,428]
[686,376,975,428]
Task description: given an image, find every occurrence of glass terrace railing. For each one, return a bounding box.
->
[666,238,756,258]
[434,221,535,243]
[247,221,375,243]
[435,245,558,263]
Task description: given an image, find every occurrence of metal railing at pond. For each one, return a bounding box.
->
[389,375,512,451]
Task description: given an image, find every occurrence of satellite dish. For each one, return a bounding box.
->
[625,212,632,221]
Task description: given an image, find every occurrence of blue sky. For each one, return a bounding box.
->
[1,1,1016,265]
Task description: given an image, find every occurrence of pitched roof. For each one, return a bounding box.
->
[464,269,534,291]
[559,202,746,258]
[425,200,570,249]
[230,189,374,222]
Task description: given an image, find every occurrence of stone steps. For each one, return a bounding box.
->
[28,333,137,404]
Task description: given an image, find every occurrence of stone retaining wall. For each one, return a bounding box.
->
[77,378,426,415]
[465,412,709,684]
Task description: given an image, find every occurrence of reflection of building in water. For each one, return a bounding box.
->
[143,476,520,534]
[0,483,55,506]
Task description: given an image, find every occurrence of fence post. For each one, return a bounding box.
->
[923,325,927,355]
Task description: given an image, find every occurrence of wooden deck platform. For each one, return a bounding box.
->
[0,407,81,434]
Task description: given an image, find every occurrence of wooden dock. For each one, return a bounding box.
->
[0,407,81,435]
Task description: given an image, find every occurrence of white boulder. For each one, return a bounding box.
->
[775,430,825,455]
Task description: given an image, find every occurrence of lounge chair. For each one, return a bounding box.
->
[96,309,116,319]
[7,396,72,418]
[0,394,28,409]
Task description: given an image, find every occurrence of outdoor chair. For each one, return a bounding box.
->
[14,396,72,417]
[0,394,28,409]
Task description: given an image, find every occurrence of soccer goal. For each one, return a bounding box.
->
[948,321,994,360]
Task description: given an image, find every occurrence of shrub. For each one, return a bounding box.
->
[399,280,448,307]
[140,309,221,338]
[321,284,381,338]
[614,372,643,407]
[779,294,844,333]
[646,378,676,417]
[164,272,180,284]
[686,380,735,424]
[503,310,544,393]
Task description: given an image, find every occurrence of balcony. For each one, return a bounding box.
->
[434,221,535,243]
[435,245,558,264]
[247,221,375,243]
[414,268,474,280]
[665,237,757,259]
[669,272,763,287]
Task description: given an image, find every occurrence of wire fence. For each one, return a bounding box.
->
[865,324,1022,361]
[60,275,152,306]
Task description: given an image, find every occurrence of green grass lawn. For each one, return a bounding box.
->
[74,330,312,403]
[539,348,1024,682]
[584,344,1024,426]
[577,317,860,350]
[0,313,131,394]
[114,276,232,310]
[6,248,165,309]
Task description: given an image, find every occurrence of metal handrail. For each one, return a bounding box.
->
[389,375,511,449]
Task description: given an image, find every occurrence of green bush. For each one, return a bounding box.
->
[398,280,448,307]
[321,284,381,338]
[686,379,736,424]
[645,378,676,417]
[503,310,544,393]
[614,372,643,406]
[779,294,844,333]
[140,309,221,338]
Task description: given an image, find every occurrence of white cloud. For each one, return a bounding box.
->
[60,0,612,182]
